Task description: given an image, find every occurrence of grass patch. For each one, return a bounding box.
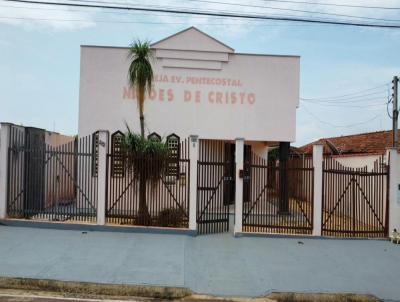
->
[267,293,381,302]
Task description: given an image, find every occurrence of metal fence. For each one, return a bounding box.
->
[106,135,190,228]
[196,140,231,234]
[7,126,98,222]
[322,156,388,238]
[242,154,314,234]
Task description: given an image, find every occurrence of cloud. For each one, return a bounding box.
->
[0,3,95,30]
[2,0,399,33]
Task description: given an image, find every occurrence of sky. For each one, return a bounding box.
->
[0,0,399,146]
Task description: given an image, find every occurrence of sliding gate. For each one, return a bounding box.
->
[322,157,389,238]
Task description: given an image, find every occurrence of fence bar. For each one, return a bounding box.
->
[312,144,323,236]
[0,123,11,219]
[234,138,244,234]
[96,130,108,225]
[388,148,399,234]
[189,135,198,231]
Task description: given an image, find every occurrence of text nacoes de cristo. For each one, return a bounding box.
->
[122,74,256,105]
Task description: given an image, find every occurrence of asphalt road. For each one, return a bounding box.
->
[0,294,144,302]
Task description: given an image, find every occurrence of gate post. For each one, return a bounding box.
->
[0,123,11,219]
[312,143,323,236]
[387,148,399,234]
[189,135,198,231]
[96,130,109,226]
[234,138,244,234]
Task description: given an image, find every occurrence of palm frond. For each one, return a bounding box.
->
[127,40,153,95]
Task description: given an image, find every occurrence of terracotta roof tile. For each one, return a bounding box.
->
[300,130,399,155]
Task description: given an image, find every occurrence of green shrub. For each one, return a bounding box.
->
[122,125,170,181]
[157,208,184,227]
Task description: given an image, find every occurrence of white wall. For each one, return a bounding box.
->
[78,30,299,142]
[332,154,382,170]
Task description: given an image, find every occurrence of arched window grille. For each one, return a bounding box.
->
[166,134,180,178]
[147,132,161,142]
[111,131,125,177]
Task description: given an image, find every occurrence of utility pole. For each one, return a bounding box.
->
[393,76,399,148]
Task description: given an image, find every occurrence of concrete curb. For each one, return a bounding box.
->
[234,231,390,241]
[0,219,197,236]
[0,277,192,299]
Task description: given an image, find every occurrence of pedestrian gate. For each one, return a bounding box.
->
[196,141,232,234]
[322,157,389,238]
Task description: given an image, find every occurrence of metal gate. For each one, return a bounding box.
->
[322,157,389,238]
[196,140,231,234]
[105,132,190,228]
[7,126,98,222]
[242,154,314,235]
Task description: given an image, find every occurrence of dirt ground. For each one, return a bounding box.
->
[0,289,381,302]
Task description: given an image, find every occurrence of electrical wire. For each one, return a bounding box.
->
[301,103,381,128]
[181,0,400,22]
[300,83,390,100]
[256,0,400,10]
[3,0,400,28]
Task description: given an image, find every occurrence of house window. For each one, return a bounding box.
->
[111,131,125,177]
[91,132,99,177]
[166,134,180,178]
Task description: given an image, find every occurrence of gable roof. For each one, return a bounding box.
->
[151,26,234,53]
[300,130,399,156]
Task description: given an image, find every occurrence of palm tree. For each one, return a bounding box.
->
[127,40,154,225]
[128,40,153,138]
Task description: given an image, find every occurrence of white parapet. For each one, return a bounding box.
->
[0,123,11,219]
[189,135,199,231]
[96,130,109,226]
[312,144,323,236]
[234,138,244,234]
[388,148,399,234]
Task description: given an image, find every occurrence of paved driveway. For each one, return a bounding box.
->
[0,226,399,301]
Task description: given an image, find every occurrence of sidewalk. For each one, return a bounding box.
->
[0,225,399,301]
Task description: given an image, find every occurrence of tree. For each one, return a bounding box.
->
[128,40,153,138]
[126,40,156,225]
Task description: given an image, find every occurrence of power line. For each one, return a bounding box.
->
[3,0,400,28]
[301,90,389,103]
[26,0,399,23]
[0,15,314,26]
[256,0,400,10]
[182,0,400,22]
[0,4,318,26]
[301,103,382,128]
[300,100,387,108]
[301,83,390,101]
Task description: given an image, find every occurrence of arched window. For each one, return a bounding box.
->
[111,131,125,177]
[166,134,180,178]
[147,132,161,142]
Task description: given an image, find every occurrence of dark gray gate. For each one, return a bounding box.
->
[24,127,45,213]
[7,126,98,222]
[196,140,231,234]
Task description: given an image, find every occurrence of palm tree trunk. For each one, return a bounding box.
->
[138,87,145,139]
[137,86,150,225]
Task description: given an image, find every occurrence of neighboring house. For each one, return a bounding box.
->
[300,130,400,180]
